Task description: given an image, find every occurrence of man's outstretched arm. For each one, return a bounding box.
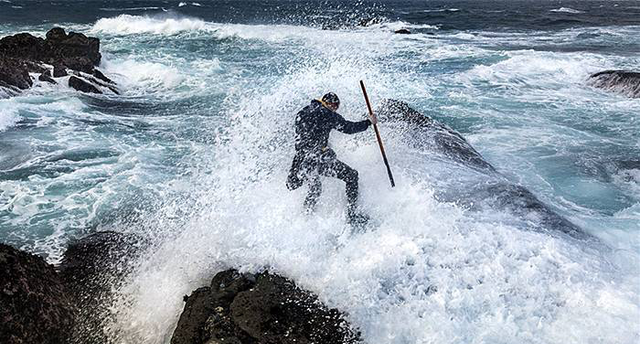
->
[334,113,371,134]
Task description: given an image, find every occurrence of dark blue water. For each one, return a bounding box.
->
[3,0,640,30]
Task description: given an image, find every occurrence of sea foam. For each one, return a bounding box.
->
[0,102,20,131]
[91,14,209,35]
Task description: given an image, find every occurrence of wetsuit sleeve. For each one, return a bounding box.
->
[333,113,371,134]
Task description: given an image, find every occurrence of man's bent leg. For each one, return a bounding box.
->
[304,174,322,214]
[319,158,360,216]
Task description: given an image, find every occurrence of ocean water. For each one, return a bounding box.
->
[1,1,639,343]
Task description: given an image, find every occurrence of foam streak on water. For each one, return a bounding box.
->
[0,4,639,344]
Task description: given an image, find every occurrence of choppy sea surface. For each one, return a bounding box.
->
[1,1,639,343]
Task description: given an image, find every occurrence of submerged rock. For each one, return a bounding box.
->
[69,75,101,94]
[92,69,115,84]
[588,70,640,98]
[172,269,361,344]
[39,70,56,84]
[394,29,412,34]
[0,244,75,344]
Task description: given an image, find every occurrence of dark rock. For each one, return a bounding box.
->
[0,244,75,344]
[45,27,67,41]
[85,73,120,94]
[53,64,68,77]
[376,99,587,239]
[59,231,144,344]
[92,69,115,84]
[394,29,411,34]
[172,269,361,344]
[0,28,101,72]
[0,56,33,90]
[68,75,101,94]
[0,33,45,61]
[588,70,640,98]
[377,99,495,172]
[39,70,56,84]
[0,27,115,95]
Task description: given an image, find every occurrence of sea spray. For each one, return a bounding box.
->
[0,3,638,343]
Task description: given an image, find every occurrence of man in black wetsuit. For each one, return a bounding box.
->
[286,92,371,225]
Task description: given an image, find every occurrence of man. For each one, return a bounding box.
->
[286,92,371,226]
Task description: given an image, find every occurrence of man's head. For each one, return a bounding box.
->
[321,92,340,111]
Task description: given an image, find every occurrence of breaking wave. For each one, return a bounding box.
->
[550,7,584,14]
[91,14,209,35]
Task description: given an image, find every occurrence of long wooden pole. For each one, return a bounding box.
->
[360,80,395,188]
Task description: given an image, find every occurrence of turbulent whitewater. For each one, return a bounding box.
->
[0,1,639,343]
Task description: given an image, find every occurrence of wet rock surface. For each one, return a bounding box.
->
[0,27,116,95]
[376,98,495,172]
[59,231,145,344]
[376,99,587,239]
[588,70,640,98]
[0,27,100,72]
[0,244,76,344]
[172,269,362,344]
[0,56,33,90]
[69,75,102,93]
[39,70,56,84]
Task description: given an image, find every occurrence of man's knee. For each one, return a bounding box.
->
[346,168,358,184]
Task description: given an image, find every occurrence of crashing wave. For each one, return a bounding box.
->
[0,107,20,131]
[550,7,584,14]
[91,14,209,35]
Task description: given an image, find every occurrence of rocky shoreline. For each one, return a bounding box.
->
[0,233,362,344]
[0,27,118,97]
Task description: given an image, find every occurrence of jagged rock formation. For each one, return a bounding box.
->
[588,70,640,98]
[0,27,117,96]
[0,244,76,344]
[59,231,144,344]
[172,269,362,344]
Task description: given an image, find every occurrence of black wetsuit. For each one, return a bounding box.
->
[287,99,370,216]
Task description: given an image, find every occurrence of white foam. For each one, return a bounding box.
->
[176,2,202,8]
[460,51,604,89]
[101,59,184,93]
[368,20,439,32]
[550,7,584,14]
[91,14,209,35]
[99,6,161,12]
[0,100,21,131]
